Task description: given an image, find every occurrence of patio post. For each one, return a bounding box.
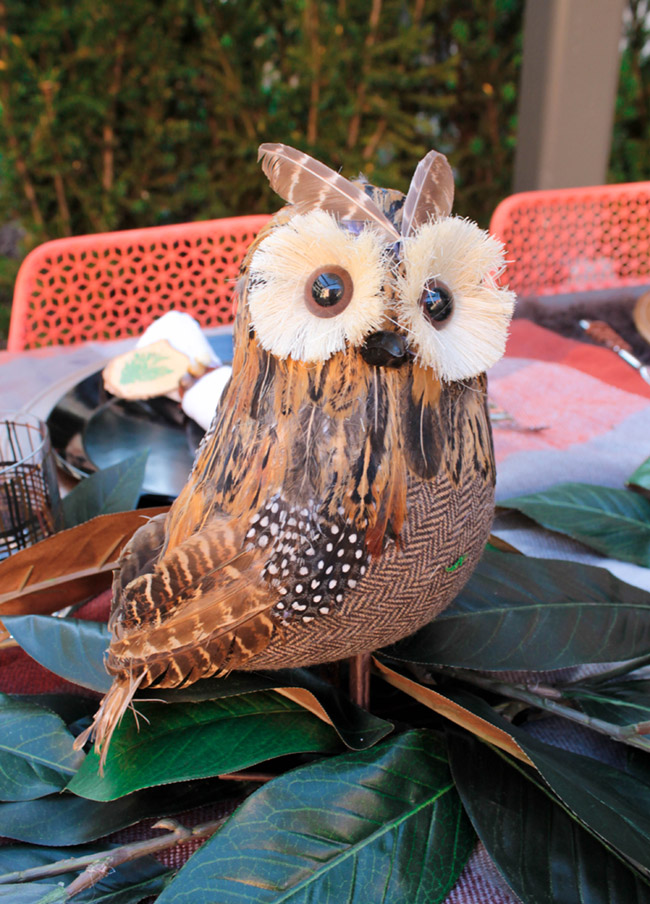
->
[514,0,626,192]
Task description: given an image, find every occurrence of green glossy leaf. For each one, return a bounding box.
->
[384,548,650,670]
[68,691,339,801]
[7,615,392,748]
[448,730,650,904]
[626,748,650,785]
[0,886,65,902]
[565,679,650,727]
[0,843,170,903]
[0,694,84,801]
[17,695,99,727]
[446,689,650,873]
[156,730,474,904]
[5,615,393,750]
[629,456,650,499]
[62,451,149,528]
[499,482,650,566]
[4,617,111,692]
[159,667,393,750]
[0,775,235,845]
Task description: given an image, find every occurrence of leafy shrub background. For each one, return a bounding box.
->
[0,0,647,340]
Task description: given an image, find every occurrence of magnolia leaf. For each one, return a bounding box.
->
[376,662,650,873]
[68,691,339,801]
[0,843,170,903]
[564,679,650,728]
[19,695,99,727]
[158,667,393,750]
[155,730,473,904]
[499,482,650,566]
[6,612,392,749]
[372,657,532,765]
[0,507,168,620]
[629,456,650,500]
[62,451,149,528]
[383,548,650,670]
[0,695,84,801]
[446,688,650,873]
[625,748,650,786]
[0,776,235,845]
[0,886,65,902]
[448,730,650,904]
[4,617,111,693]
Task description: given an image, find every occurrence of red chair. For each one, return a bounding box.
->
[489,182,650,297]
[8,215,272,351]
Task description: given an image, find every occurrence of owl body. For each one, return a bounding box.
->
[82,147,514,763]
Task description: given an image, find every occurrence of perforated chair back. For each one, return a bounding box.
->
[8,214,272,351]
[489,182,650,297]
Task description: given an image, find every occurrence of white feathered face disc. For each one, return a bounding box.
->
[395,218,514,380]
[246,209,387,363]
[247,143,515,381]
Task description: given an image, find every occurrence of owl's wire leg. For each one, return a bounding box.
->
[349,653,371,710]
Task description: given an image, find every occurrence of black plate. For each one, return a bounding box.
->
[47,332,234,502]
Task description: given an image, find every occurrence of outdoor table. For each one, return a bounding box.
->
[1,314,650,903]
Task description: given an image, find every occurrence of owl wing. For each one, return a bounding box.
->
[77,515,280,770]
[107,515,279,684]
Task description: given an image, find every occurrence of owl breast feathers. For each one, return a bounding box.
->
[79,144,515,766]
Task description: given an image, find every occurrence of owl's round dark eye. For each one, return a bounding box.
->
[312,272,344,306]
[305,266,353,319]
[421,279,454,327]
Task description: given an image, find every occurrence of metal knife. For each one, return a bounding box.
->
[578,319,650,386]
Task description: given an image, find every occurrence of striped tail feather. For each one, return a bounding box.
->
[73,671,146,774]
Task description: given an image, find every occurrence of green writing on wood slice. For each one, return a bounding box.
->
[120,350,174,384]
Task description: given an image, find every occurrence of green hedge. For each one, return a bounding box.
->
[0,0,647,341]
[0,1,521,294]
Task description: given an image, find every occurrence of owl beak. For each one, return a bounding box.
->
[360,331,410,368]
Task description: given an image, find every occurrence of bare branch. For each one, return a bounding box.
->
[0,2,44,229]
[434,666,650,754]
[346,0,382,150]
[0,818,226,893]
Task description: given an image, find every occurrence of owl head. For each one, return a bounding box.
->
[239,143,515,383]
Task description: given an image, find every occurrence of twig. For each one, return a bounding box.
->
[0,817,225,892]
[304,0,321,145]
[564,652,650,688]
[435,666,650,753]
[102,35,125,195]
[362,117,387,160]
[218,771,275,782]
[346,0,382,150]
[349,652,371,709]
[40,79,72,236]
[0,2,44,228]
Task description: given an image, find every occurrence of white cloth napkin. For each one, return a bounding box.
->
[136,311,220,368]
[181,366,233,430]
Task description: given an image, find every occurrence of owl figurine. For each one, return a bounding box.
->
[79,144,515,765]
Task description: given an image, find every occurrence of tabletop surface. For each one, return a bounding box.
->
[2,315,650,904]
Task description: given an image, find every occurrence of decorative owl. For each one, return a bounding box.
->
[79,144,515,765]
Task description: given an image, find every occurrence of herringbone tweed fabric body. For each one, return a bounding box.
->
[241,470,494,669]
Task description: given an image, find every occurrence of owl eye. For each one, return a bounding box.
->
[305,266,354,319]
[395,219,515,381]
[246,209,386,362]
[421,279,454,327]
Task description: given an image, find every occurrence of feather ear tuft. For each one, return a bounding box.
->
[258,143,400,242]
[401,150,454,237]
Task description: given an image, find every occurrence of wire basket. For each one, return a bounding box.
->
[0,413,62,560]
